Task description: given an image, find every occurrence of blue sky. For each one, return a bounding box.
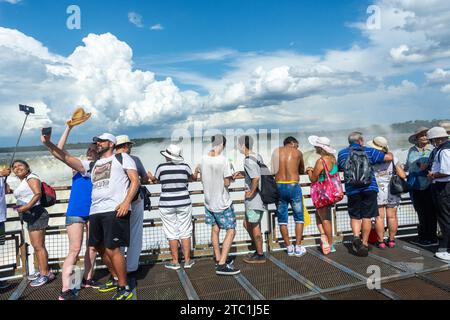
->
[0,0,369,55]
[0,0,370,90]
[0,0,449,146]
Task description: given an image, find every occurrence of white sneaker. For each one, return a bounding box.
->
[27,272,40,281]
[287,245,295,256]
[435,251,450,262]
[295,245,306,257]
[184,260,196,269]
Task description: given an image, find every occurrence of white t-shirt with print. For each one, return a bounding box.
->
[200,154,233,213]
[82,154,137,215]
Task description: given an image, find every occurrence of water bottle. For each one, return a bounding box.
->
[228,158,235,175]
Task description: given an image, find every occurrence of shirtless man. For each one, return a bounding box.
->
[271,137,306,257]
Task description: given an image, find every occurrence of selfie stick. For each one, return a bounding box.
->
[9,105,35,168]
[7,105,35,283]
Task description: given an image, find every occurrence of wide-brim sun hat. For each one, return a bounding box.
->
[161,144,184,162]
[408,126,429,145]
[368,136,389,152]
[115,135,135,147]
[427,127,449,140]
[308,136,336,154]
[67,107,91,127]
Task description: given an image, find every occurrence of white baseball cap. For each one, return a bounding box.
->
[93,133,117,145]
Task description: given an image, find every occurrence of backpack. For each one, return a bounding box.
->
[25,174,56,208]
[89,154,140,202]
[343,147,373,188]
[40,181,56,207]
[245,156,279,205]
[428,140,450,168]
[142,186,152,211]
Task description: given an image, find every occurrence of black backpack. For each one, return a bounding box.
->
[428,140,450,168]
[343,147,373,188]
[142,186,152,211]
[245,156,279,205]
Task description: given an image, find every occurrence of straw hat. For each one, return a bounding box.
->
[115,135,135,147]
[160,144,184,162]
[408,127,429,145]
[368,136,389,152]
[307,136,336,154]
[67,107,91,127]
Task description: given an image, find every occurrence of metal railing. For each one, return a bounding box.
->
[0,175,419,279]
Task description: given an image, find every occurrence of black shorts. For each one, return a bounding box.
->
[347,191,379,220]
[88,211,130,249]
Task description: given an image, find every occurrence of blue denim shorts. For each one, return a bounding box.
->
[205,205,236,230]
[276,183,304,225]
[66,215,89,226]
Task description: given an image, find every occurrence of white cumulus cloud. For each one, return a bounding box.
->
[150,24,164,31]
[0,0,22,4]
[128,12,144,28]
[2,0,450,143]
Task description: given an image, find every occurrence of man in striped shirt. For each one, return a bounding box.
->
[148,144,197,270]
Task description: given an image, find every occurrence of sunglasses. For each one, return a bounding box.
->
[95,139,109,143]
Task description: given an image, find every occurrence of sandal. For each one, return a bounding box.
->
[320,234,331,255]
[322,243,331,255]
[387,240,396,248]
[374,241,386,249]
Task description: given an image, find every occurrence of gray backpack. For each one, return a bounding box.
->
[344,147,373,187]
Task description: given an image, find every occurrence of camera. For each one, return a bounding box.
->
[19,104,35,115]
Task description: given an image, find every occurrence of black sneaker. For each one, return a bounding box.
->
[81,278,101,289]
[214,257,234,267]
[356,245,369,257]
[216,264,241,276]
[58,289,77,300]
[0,280,10,290]
[112,286,133,300]
[243,253,266,264]
[98,278,118,293]
[352,237,362,253]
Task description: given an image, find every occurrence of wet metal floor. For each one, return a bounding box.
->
[2,239,449,300]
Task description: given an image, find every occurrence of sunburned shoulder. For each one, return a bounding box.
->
[286,147,302,156]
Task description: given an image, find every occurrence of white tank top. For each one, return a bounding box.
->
[13,173,41,207]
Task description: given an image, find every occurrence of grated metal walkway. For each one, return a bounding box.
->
[2,240,449,300]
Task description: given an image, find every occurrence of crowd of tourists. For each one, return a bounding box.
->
[0,110,449,300]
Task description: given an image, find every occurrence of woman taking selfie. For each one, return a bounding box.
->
[11,160,54,287]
